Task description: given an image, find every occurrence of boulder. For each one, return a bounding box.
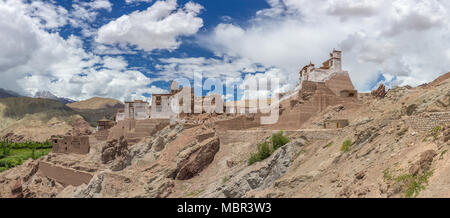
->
[200,138,304,198]
[10,179,23,198]
[175,137,220,180]
[101,136,129,165]
[409,150,436,176]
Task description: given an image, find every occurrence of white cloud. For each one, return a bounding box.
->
[26,1,69,29]
[95,0,203,51]
[156,56,268,81]
[95,0,203,52]
[0,0,163,102]
[201,0,450,91]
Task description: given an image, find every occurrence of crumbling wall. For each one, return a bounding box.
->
[51,136,90,154]
[94,129,109,141]
[214,114,261,131]
[38,161,93,186]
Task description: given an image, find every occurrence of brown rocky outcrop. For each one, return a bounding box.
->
[444,125,450,142]
[101,137,128,163]
[371,84,387,98]
[10,179,23,198]
[409,150,437,176]
[175,136,220,180]
[68,118,93,136]
[2,132,26,143]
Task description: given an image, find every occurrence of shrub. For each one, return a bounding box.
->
[382,167,433,198]
[341,139,352,152]
[271,130,289,150]
[248,131,290,165]
[248,142,272,165]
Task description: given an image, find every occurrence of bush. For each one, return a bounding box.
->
[271,130,290,150]
[248,131,290,165]
[383,168,433,198]
[248,142,271,165]
[341,139,352,152]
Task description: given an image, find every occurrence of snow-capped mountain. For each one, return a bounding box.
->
[34,90,75,104]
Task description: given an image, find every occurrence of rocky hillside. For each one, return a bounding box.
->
[0,97,92,142]
[0,73,448,198]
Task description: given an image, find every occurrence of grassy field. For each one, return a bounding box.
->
[0,140,52,173]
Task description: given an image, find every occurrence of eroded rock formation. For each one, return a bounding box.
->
[371,84,387,98]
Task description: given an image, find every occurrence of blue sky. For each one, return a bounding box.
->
[0,0,449,102]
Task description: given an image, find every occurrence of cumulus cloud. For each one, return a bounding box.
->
[201,0,450,91]
[0,0,164,102]
[26,1,69,29]
[95,0,203,52]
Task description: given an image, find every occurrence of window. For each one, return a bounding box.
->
[156,96,161,106]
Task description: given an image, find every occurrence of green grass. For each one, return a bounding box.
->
[222,176,230,184]
[340,139,352,152]
[383,167,433,198]
[431,126,442,141]
[0,140,52,173]
[248,131,289,165]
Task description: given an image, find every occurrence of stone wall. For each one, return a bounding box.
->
[407,112,450,132]
[218,129,341,145]
[38,161,93,186]
[214,114,261,131]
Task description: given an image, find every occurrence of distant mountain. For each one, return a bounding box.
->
[0,88,21,98]
[67,97,123,110]
[34,90,75,104]
[67,97,124,126]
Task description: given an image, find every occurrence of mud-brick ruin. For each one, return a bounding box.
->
[215,49,359,130]
[55,49,358,158]
[51,135,90,154]
[33,49,362,190]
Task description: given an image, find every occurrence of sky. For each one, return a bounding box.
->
[0,0,449,102]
